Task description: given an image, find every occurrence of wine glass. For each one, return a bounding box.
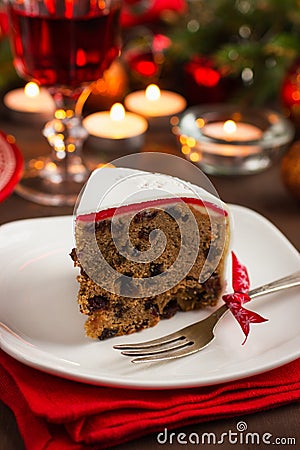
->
[6,0,122,206]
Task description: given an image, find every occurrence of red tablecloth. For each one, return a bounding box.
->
[0,350,299,449]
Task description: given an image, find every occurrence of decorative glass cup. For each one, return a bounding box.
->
[172,104,295,175]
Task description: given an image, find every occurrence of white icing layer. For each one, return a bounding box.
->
[76,167,228,216]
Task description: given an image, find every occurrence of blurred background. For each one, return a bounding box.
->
[2,0,300,122]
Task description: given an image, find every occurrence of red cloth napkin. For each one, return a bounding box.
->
[0,131,23,203]
[0,350,299,450]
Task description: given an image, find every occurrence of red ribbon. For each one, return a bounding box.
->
[222,252,268,344]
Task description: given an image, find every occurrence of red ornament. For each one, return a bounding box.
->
[125,34,171,83]
[190,62,221,88]
[127,51,159,78]
[183,56,231,105]
[281,58,300,126]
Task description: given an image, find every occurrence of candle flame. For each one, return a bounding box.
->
[24,82,40,98]
[145,84,161,101]
[110,103,125,121]
[223,120,237,135]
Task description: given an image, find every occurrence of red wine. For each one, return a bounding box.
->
[8,5,121,88]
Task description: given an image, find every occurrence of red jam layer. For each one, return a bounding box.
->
[77,197,228,223]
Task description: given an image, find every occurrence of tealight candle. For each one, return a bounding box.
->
[196,119,263,157]
[83,103,148,139]
[203,120,263,143]
[172,104,295,175]
[83,103,148,154]
[4,82,55,115]
[124,84,187,118]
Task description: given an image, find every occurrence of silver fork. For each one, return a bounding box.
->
[113,271,300,363]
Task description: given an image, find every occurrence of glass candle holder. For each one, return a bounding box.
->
[171,104,295,175]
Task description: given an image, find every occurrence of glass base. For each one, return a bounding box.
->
[192,152,272,176]
[15,156,90,206]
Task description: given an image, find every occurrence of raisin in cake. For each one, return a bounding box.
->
[71,168,231,340]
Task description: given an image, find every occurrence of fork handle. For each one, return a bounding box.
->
[249,271,300,299]
[211,270,300,323]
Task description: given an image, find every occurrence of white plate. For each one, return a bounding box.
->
[0,205,299,389]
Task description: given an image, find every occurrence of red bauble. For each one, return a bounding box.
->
[183,56,234,105]
[124,34,171,86]
[127,51,159,78]
[281,58,300,126]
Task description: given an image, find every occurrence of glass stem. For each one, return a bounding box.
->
[42,89,89,184]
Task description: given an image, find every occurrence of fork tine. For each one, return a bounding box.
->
[120,337,192,357]
[131,342,203,363]
[113,331,186,350]
[118,326,216,363]
[113,314,218,352]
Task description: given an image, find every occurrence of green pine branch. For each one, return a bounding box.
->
[164,0,300,104]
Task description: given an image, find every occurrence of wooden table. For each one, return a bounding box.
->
[0,109,299,450]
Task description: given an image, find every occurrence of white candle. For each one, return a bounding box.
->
[195,119,263,156]
[83,103,148,139]
[203,120,263,142]
[4,82,55,114]
[124,84,187,118]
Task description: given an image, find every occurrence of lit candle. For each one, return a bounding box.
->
[203,120,263,142]
[173,104,294,175]
[196,119,263,156]
[3,82,55,114]
[124,84,187,118]
[83,103,148,139]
